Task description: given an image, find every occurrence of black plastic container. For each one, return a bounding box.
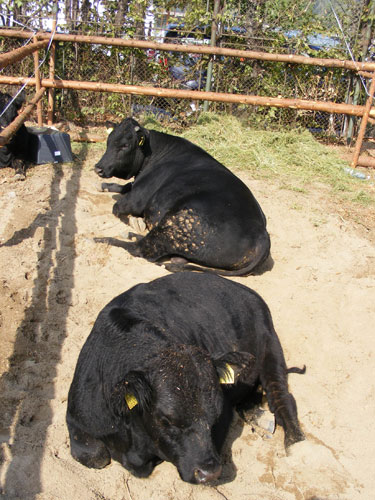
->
[28,127,73,164]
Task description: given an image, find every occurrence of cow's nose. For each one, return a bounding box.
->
[194,464,222,483]
[94,164,104,176]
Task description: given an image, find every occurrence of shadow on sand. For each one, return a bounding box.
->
[0,144,87,498]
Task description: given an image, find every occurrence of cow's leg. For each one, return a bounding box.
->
[101,182,131,194]
[13,158,26,180]
[112,193,145,218]
[104,431,161,478]
[67,421,111,469]
[135,226,184,262]
[260,350,305,449]
[135,210,207,262]
[121,450,161,478]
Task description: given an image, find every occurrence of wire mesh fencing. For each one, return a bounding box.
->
[0,16,371,140]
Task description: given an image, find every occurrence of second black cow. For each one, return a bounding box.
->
[95,118,270,275]
[0,91,30,178]
[67,272,305,484]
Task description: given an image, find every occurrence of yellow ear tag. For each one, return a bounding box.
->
[125,393,138,410]
[138,136,145,146]
[106,127,114,135]
[219,364,235,385]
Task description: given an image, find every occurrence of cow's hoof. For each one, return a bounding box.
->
[100,182,112,192]
[113,203,120,217]
[164,257,188,273]
[240,406,275,436]
[128,216,147,234]
[285,427,305,449]
[14,172,26,181]
[125,232,142,243]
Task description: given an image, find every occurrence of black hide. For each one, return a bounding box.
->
[95,118,270,275]
[66,272,304,484]
[0,92,30,175]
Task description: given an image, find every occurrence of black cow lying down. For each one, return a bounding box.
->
[67,272,304,484]
[95,118,270,276]
[0,91,30,178]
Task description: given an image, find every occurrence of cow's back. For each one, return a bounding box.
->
[144,131,263,220]
[69,272,275,427]
[101,272,275,359]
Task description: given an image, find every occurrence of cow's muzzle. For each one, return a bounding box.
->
[94,164,107,178]
[193,464,222,484]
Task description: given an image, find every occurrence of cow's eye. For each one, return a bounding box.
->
[160,415,172,428]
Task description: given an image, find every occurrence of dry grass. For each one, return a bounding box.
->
[73,113,375,213]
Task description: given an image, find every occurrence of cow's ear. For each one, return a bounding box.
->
[105,121,117,135]
[213,351,256,385]
[133,124,147,147]
[111,371,152,416]
[137,133,146,147]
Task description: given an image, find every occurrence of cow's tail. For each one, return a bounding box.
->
[286,365,306,375]
[165,232,271,277]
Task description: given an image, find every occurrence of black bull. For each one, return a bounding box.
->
[0,91,30,176]
[66,272,304,484]
[95,118,271,276]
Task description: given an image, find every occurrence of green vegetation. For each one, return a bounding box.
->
[72,113,374,210]
[145,113,374,207]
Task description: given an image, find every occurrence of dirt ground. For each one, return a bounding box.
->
[0,139,374,500]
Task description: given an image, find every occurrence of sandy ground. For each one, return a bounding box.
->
[0,140,374,500]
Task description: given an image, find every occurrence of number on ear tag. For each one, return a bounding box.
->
[125,393,138,410]
[219,364,235,384]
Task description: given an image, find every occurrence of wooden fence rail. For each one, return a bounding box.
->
[0,75,372,118]
[0,87,46,147]
[0,39,49,70]
[1,28,375,72]
[0,28,374,168]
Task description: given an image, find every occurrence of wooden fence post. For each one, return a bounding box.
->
[33,36,43,126]
[47,19,57,126]
[351,72,375,168]
[203,0,221,112]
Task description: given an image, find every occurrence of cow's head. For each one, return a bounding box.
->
[0,91,25,130]
[111,345,255,484]
[95,118,148,180]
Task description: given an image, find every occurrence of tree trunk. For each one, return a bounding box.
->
[114,0,129,33]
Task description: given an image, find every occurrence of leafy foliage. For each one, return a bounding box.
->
[146,112,374,207]
[0,0,373,137]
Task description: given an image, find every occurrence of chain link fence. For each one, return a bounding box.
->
[0,0,372,140]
